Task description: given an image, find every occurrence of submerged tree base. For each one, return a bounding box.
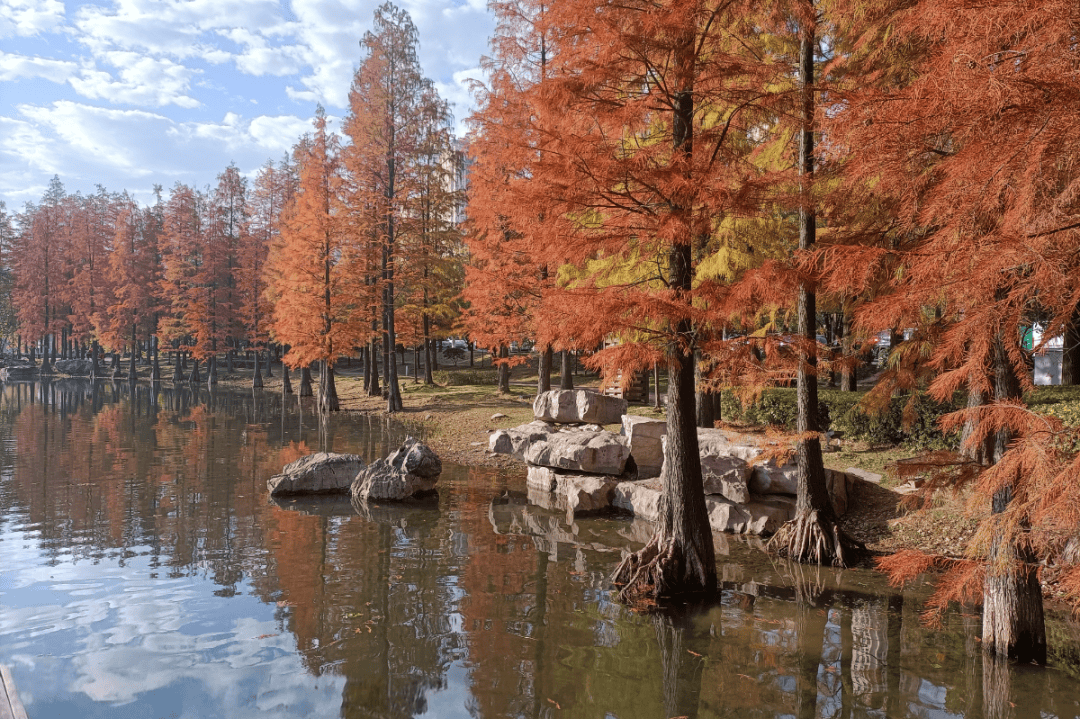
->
[767,508,865,568]
[611,532,715,606]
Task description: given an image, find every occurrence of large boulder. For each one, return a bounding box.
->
[520,429,631,476]
[533,389,627,425]
[54,359,96,376]
[621,415,666,477]
[748,462,798,496]
[268,452,366,496]
[701,453,751,504]
[561,474,619,516]
[612,478,664,523]
[705,495,795,536]
[0,366,37,381]
[489,420,558,460]
[352,437,442,502]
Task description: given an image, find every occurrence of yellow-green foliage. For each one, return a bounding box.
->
[1027,385,1080,427]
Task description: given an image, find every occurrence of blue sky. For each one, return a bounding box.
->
[0,0,494,207]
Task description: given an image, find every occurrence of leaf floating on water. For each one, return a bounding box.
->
[255,634,279,640]
[687,650,702,657]
[546,699,561,709]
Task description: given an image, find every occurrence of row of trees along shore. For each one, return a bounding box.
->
[462,0,1080,666]
[0,4,465,415]
[2,0,1079,666]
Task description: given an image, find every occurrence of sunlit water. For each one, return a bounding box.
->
[1,379,1079,719]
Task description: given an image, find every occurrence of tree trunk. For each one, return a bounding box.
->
[319,361,339,412]
[654,363,662,407]
[172,351,183,382]
[611,231,716,602]
[207,354,218,386]
[840,308,857,391]
[90,342,100,381]
[498,345,511,393]
[151,338,161,383]
[559,350,574,390]
[612,305,716,600]
[299,365,313,397]
[538,345,553,396]
[253,351,264,389]
[981,329,1046,663]
[368,337,381,396]
[265,350,274,377]
[281,363,293,395]
[768,20,862,568]
[1062,303,1080,385]
[188,357,201,384]
[128,348,137,383]
[959,389,994,465]
[227,349,234,374]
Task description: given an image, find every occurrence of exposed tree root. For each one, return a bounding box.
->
[767,509,866,568]
[611,532,713,607]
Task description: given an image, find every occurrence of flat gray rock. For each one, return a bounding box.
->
[489,420,557,459]
[621,415,666,477]
[521,429,630,476]
[54,359,96,376]
[533,389,627,425]
[268,452,366,496]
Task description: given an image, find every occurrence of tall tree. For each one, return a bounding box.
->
[344,2,431,412]
[268,108,366,412]
[471,0,796,600]
[767,1,863,566]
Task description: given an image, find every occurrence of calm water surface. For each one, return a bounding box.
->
[1,379,1079,719]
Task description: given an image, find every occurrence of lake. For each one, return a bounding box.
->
[1,379,1079,718]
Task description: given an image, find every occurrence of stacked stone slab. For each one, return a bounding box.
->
[493,389,856,536]
[489,390,632,519]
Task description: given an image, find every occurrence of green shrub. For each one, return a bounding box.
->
[720,387,961,449]
[433,368,499,386]
[1026,384,1080,428]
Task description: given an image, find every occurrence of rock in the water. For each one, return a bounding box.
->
[612,478,663,523]
[352,437,442,502]
[387,436,442,478]
[526,465,559,493]
[705,495,795,536]
[54,359,96,376]
[268,452,366,496]
[701,453,751,504]
[0,366,37,381]
[533,389,627,425]
[561,474,619,516]
[621,415,666,477]
[521,429,630,476]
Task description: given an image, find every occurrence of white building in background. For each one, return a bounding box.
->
[1032,324,1064,385]
[443,136,471,227]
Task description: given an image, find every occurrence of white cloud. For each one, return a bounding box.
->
[4,101,313,203]
[73,0,285,57]
[0,0,64,37]
[68,52,202,108]
[17,101,171,172]
[0,51,79,83]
